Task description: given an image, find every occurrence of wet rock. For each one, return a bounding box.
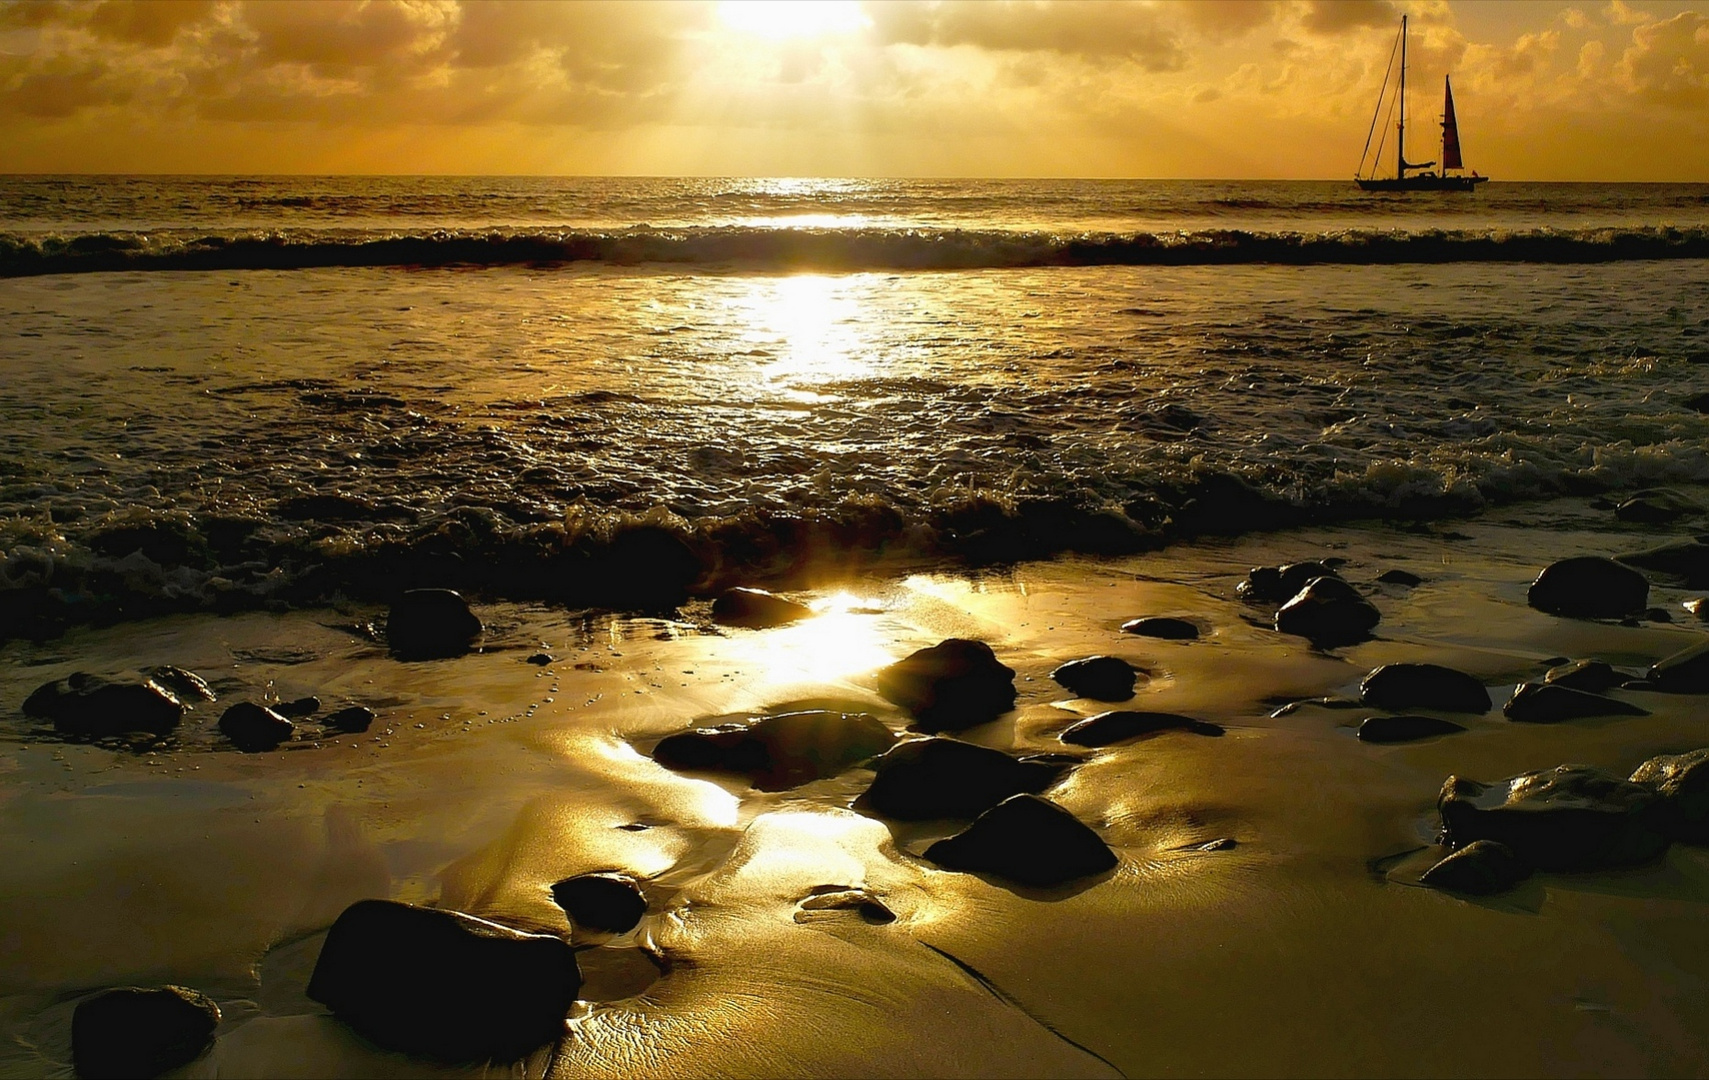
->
[218,702,294,752]
[1527,556,1649,619]
[1274,576,1380,647]
[274,695,319,718]
[323,705,375,733]
[1120,616,1200,640]
[1616,489,1700,524]
[856,737,1072,820]
[1061,710,1223,747]
[526,652,554,665]
[924,794,1117,887]
[550,872,647,934]
[1543,659,1623,694]
[710,587,813,628]
[652,710,895,791]
[588,525,702,611]
[1377,569,1424,587]
[1647,639,1709,693]
[1238,561,1339,603]
[1503,682,1648,723]
[22,673,183,738]
[1437,765,1670,871]
[306,899,581,1062]
[1618,539,1709,587]
[1631,749,1709,843]
[1357,715,1467,744]
[1359,663,1491,714]
[386,588,482,659]
[1050,656,1140,701]
[144,665,215,702]
[875,639,1017,731]
[1419,840,1531,895]
[72,985,220,1080]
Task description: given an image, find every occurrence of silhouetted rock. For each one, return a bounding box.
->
[924,794,1117,887]
[550,873,647,934]
[1437,765,1670,871]
[1630,749,1709,844]
[652,710,894,791]
[144,665,215,702]
[1357,715,1466,743]
[589,525,702,611]
[72,985,220,1080]
[219,702,294,752]
[857,737,1071,820]
[1274,576,1380,647]
[1527,556,1648,619]
[1503,682,1649,723]
[1615,489,1700,524]
[1543,659,1623,693]
[526,653,554,666]
[324,705,375,734]
[875,639,1017,731]
[1061,710,1223,747]
[306,899,581,1062]
[1419,840,1530,895]
[1377,569,1424,587]
[1359,663,1490,714]
[387,588,482,659]
[1120,617,1200,640]
[22,673,183,738]
[1618,539,1709,587]
[1050,656,1140,701]
[1238,561,1339,603]
[1647,639,1709,692]
[710,587,813,628]
[275,695,319,718]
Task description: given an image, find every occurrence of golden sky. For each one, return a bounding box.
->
[1,0,1706,179]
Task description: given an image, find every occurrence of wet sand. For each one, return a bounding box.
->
[6,494,1709,1078]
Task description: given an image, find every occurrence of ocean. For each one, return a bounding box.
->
[4,176,1709,636]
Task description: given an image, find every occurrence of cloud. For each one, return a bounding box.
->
[1618,10,1709,107]
[1295,0,1399,35]
[865,1,1187,71]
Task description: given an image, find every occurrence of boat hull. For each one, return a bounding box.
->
[1356,175,1488,192]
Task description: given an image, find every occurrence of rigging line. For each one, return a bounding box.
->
[1357,21,1403,178]
[1371,71,1401,177]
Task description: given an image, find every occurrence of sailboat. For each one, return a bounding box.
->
[1355,15,1487,192]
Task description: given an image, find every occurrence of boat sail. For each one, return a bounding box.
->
[1355,15,1487,192]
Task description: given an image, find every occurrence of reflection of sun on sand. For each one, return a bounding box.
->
[11,497,1709,1075]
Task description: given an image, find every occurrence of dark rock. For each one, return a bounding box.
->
[1120,617,1200,640]
[589,525,702,611]
[306,899,581,1062]
[1357,715,1467,743]
[1616,489,1700,524]
[1238,561,1339,603]
[1419,840,1531,895]
[1050,656,1141,701]
[856,737,1072,820]
[1377,569,1424,587]
[1061,710,1223,747]
[1359,663,1491,714]
[1437,765,1670,871]
[652,710,895,791]
[275,695,320,718]
[1503,682,1649,723]
[1544,659,1623,693]
[72,985,220,1079]
[144,665,215,702]
[550,872,647,934]
[1274,576,1380,647]
[710,587,813,628]
[1618,539,1709,587]
[1648,639,1709,692]
[1631,749,1709,843]
[526,653,554,666]
[324,705,375,733]
[923,794,1117,887]
[219,702,294,752]
[1527,556,1649,619]
[1683,391,1709,413]
[875,639,1017,732]
[22,673,183,738]
[387,588,482,659]
[1647,606,1675,623]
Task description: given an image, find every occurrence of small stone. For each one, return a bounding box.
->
[1419,840,1530,895]
[144,665,216,702]
[219,702,294,752]
[22,673,184,738]
[875,639,1017,732]
[1377,569,1424,587]
[72,985,220,1080]
[323,705,375,733]
[1647,639,1709,693]
[857,737,1073,820]
[1060,710,1223,747]
[1503,682,1649,723]
[710,587,813,628]
[386,588,482,659]
[924,794,1117,887]
[651,710,896,791]
[1357,715,1467,743]
[550,873,647,934]
[1120,617,1200,640]
[1543,659,1623,693]
[1050,656,1141,701]
[1437,765,1670,871]
[1526,556,1649,619]
[275,695,320,718]
[1360,663,1491,714]
[1274,576,1381,647]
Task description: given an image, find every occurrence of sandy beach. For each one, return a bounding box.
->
[7,488,1709,1078]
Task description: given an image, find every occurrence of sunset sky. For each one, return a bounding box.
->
[1,0,1707,180]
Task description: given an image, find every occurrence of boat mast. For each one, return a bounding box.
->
[1395,14,1407,180]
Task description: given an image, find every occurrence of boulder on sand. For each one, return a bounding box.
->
[550,872,648,934]
[856,737,1074,820]
[1050,656,1141,701]
[306,899,581,1062]
[1437,765,1670,872]
[1647,639,1709,693]
[1061,710,1223,747]
[1419,839,1530,895]
[1359,663,1491,714]
[710,587,812,628]
[1526,556,1648,619]
[324,705,376,733]
[1630,749,1709,844]
[22,672,183,738]
[1617,539,1709,587]
[73,985,220,1080]
[1120,617,1200,641]
[1502,683,1648,724]
[386,589,482,659]
[1543,659,1623,694]
[1274,576,1380,647]
[875,639,1017,732]
[651,710,895,791]
[1357,715,1466,744]
[923,794,1117,887]
[219,701,294,752]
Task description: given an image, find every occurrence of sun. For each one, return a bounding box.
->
[716,0,870,40]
